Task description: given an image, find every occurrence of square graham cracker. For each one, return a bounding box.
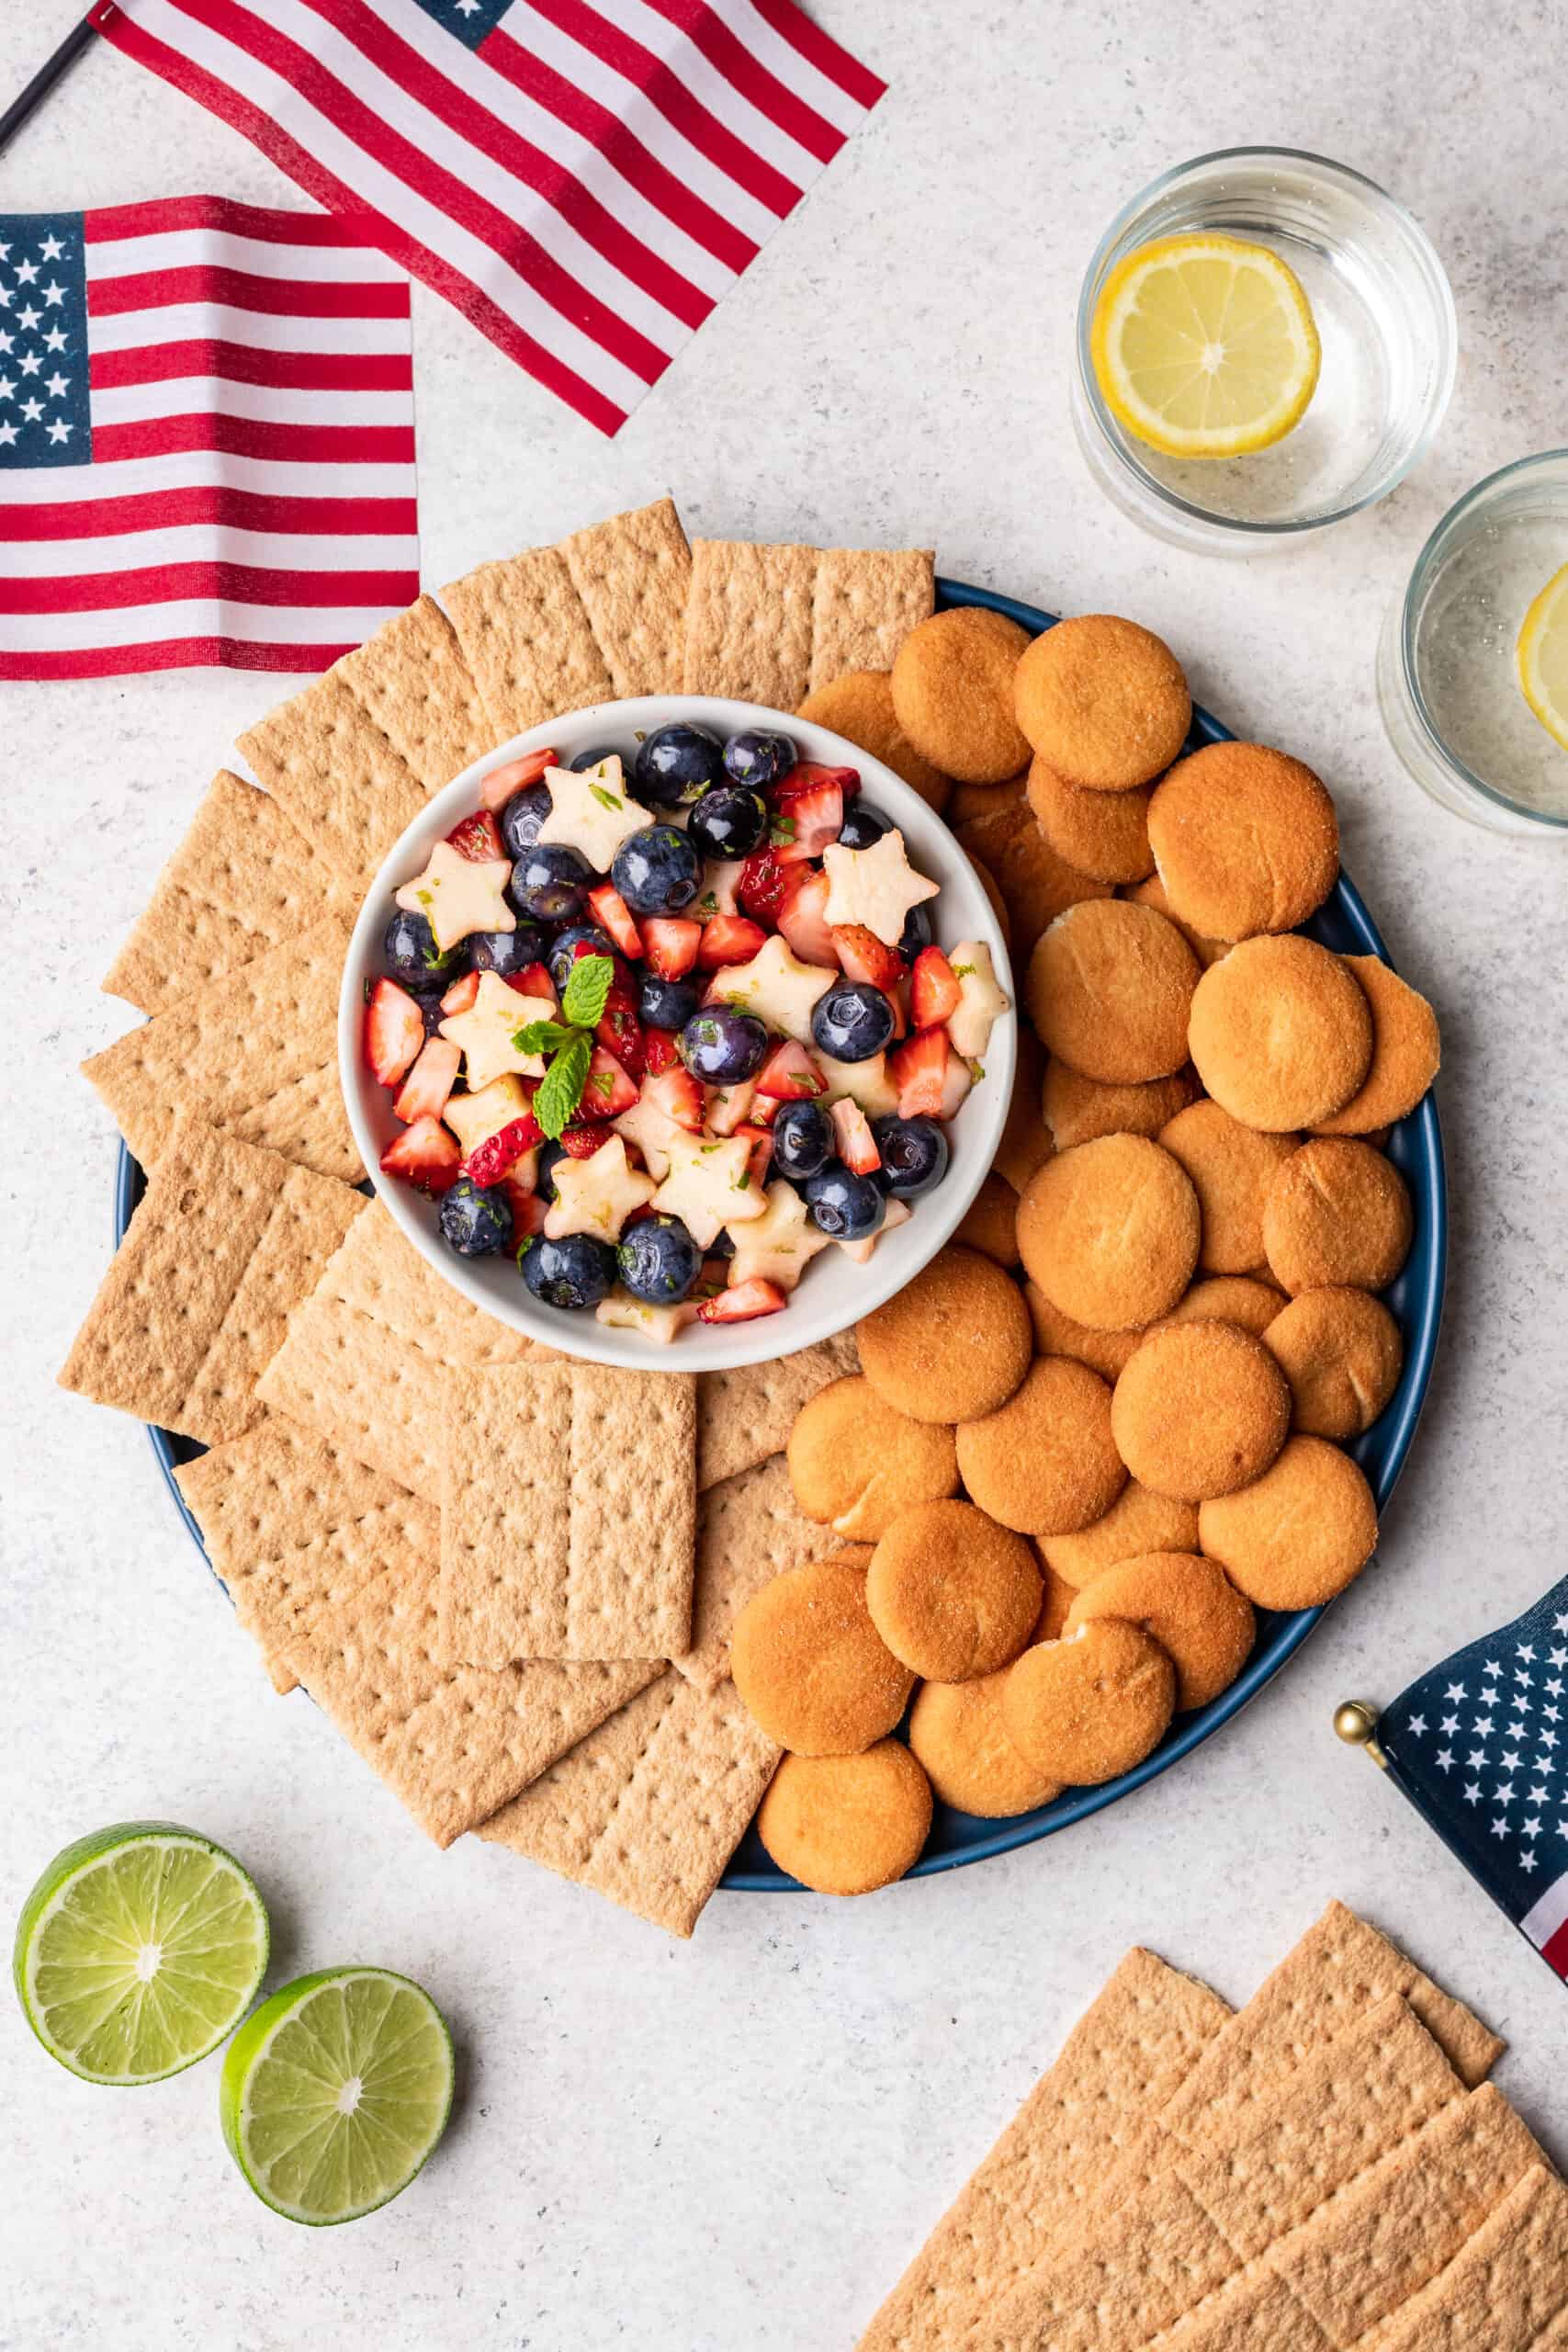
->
[101,771,355,1016]
[679,1454,870,1695]
[810,546,937,688]
[477,1668,780,1939]
[238,672,427,890]
[1362,2165,1568,2352]
[696,1330,859,1490]
[972,2173,1239,2352]
[558,494,692,696]
[332,593,492,794]
[1155,2270,1332,2352]
[439,1363,695,1668]
[443,544,615,740]
[58,1116,365,1450]
[682,539,934,707]
[83,918,359,1182]
[856,1947,1233,2352]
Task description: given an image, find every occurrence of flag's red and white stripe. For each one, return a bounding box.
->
[92,0,885,436]
[1521,1870,1568,1981]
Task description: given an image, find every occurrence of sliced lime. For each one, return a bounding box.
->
[220,1967,454,2225]
[14,1822,269,2085]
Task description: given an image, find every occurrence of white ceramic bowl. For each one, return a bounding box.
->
[339,695,1018,1370]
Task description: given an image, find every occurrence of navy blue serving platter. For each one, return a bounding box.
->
[118,575,1447,1894]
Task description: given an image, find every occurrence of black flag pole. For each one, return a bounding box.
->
[0,13,99,160]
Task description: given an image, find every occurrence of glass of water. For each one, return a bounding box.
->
[1073,149,1457,553]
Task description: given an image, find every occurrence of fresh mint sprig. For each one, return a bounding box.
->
[514,953,615,1139]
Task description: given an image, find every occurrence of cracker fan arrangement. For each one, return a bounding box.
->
[61,497,1440,1937]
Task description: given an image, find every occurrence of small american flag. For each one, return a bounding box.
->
[0,195,418,681]
[1380,1573,1568,1988]
[89,0,885,436]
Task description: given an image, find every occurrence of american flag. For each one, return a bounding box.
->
[89,0,885,436]
[1380,1572,1568,1988]
[0,196,418,680]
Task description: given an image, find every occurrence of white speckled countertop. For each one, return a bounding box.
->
[4,5,1566,2344]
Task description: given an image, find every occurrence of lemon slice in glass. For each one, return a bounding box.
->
[1091,232,1321,459]
[1517,562,1568,753]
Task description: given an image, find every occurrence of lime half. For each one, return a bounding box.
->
[220,1967,454,2225]
[14,1822,269,2085]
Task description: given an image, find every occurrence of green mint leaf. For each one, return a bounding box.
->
[561,952,615,1030]
[535,1033,592,1139]
[951,962,976,978]
[513,1018,575,1056]
[696,891,718,918]
[589,783,623,812]
[770,815,796,845]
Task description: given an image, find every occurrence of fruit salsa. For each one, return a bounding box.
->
[364,720,1010,1341]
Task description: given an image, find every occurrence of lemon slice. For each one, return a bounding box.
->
[1517,562,1568,753]
[1091,232,1321,459]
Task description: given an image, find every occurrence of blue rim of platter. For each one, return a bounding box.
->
[118,573,1447,1894]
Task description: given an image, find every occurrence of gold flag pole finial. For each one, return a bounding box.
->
[1334,1700,1389,1769]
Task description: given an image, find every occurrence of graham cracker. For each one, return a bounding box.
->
[175,1413,433,1697]
[439,1363,695,1668]
[289,1548,659,1846]
[442,543,615,741]
[972,2174,1238,2352]
[82,918,359,1182]
[1156,2271,1332,2352]
[810,547,936,688]
[1363,2166,1568,2352]
[856,1948,1232,2352]
[238,672,427,889]
[477,1668,780,1939]
[682,539,934,708]
[58,1114,364,1449]
[332,593,493,793]
[558,494,693,695]
[696,1330,860,1489]
[101,771,355,1016]
[677,1453,850,1695]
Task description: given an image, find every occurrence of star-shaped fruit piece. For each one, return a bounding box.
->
[612,1089,686,1180]
[726,1181,831,1293]
[545,1135,657,1243]
[838,1195,910,1264]
[813,1048,898,1117]
[443,1073,532,1156]
[821,827,939,948]
[946,940,1010,1059]
[536,756,650,873]
[596,1288,697,1344]
[395,840,513,954]
[708,933,836,1043]
[650,1133,768,1250]
[439,973,555,1092]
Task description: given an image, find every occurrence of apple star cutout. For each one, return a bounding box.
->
[813,1048,899,1117]
[439,974,554,1092]
[596,1288,697,1344]
[612,1088,687,1180]
[707,933,835,1042]
[695,859,745,917]
[725,1181,831,1292]
[821,827,939,947]
[650,1132,767,1250]
[545,1135,656,1243]
[837,1194,911,1264]
[536,756,650,872]
[396,840,513,954]
[945,939,1010,1059]
[443,1073,533,1157]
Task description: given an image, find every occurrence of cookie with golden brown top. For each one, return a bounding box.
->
[1002,1619,1176,1783]
[955,1357,1125,1536]
[1111,1318,1291,1500]
[1163,1274,1288,1336]
[856,1245,1032,1425]
[954,1170,1021,1269]
[1024,1281,1144,1381]
[730,1557,914,1756]
[992,1027,1053,1196]
[1013,615,1191,792]
[1188,935,1374,1131]
[1017,1135,1201,1331]
[787,1375,960,1543]
[866,1499,1043,1681]
[957,798,1113,961]
[795,668,952,814]
[890,607,1032,784]
[1157,1098,1299,1274]
[1028,899,1200,1085]
[948,770,1027,829]
[1064,1552,1256,1711]
[1313,956,1440,1136]
[757,1741,932,1895]
[1262,1138,1414,1295]
[1037,1478,1200,1589]
[1147,741,1339,939]
[1124,872,1230,967]
[1042,1057,1200,1153]
[1026,754,1155,885]
[1263,1286,1404,1440]
[908,1673,1061,1818]
[1199,1435,1378,1610]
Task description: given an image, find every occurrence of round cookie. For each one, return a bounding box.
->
[1125,873,1230,967]
[1013,615,1191,792]
[1199,1436,1378,1611]
[730,1559,915,1756]
[1001,1620,1176,1784]
[1033,1559,1077,1642]
[949,770,1026,828]
[757,1742,933,1896]
[1146,741,1339,939]
[1262,1139,1414,1295]
[1026,754,1155,885]
[890,607,1032,785]
[1188,936,1374,1131]
[1064,1553,1256,1712]
[787,1375,960,1542]
[1263,1287,1404,1440]
[1027,900,1200,1083]
[856,1246,1032,1425]
[1017,1136,1201,1331]
[1038,1480,1201,1589]
[1042,1057,1200,1152]
[1111,1320,1291,1500]
[1163,1275,1288,1337]
[908,1674,1061,1818]
[795,668,952,812]
[1157,1099,1300,1274]
[994,1027,1053,1195]
[955,1358,1125,1537]
[1025,1282,1144,1382]
[1314,957,1441,1135]
[954,1171,1021,1269]
[866,1500,1043,1681]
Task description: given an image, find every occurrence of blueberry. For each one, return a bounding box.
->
[723,729,796,791]
[383,907,453,991]
[872,1114,950,1199]
[536,1138,568,1202]
[686,785,769,861]
[498,782,552,862]
[520,1230,616,1311]
[638,972,700,1031]
[439,1175,513,1258]
[771,1098,833,1182]
[412,988,447,1038]
[804,1163,887,1242]
[811,978,896,1063]
[837,800,891,852]
[611,823,701,917]
[899,902,935,961]
[617,1212,701,1306]
[547,923,615,992]
[635,721,725,808]
[680,1006,769,1086]
[570,743,626,771]
[510,842,591,923]
[469,922,547,981]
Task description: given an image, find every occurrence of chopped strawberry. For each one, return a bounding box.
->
[749,1094,779,1128]
[578,1045,638,1121]
[642,916,703,978]
[446,808,505,864]
[596,985,645,1080]
[733,1122,774,1189]
[775,868,839,967]
[887,981,909,1042]
[831,1097,882,1177]
[911,945,963,1027]
[559,1125,611,1160]
[464,1112,544,1187]
[832,923,904,994]
[380,1115,460,1193]
[888,1025,950,1118]
[642,1026,681,1075]
[506,962,557,1008]
[644,1065,704,1132]
[365,978,426,1089]
[771,759,857,805]
[502,1178,548,1238]
[773,776,846,865]
[737,849,790,925]
[587,882,644,960]
[439,968,479,1016]
[940,1047,975,1120]
[477,746,556,810]
[392,1035,460,1125]
[698,1277,787,1323]
[705,1079,756,1136]
[755,1038,828,1101]
[698,912,767,968]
